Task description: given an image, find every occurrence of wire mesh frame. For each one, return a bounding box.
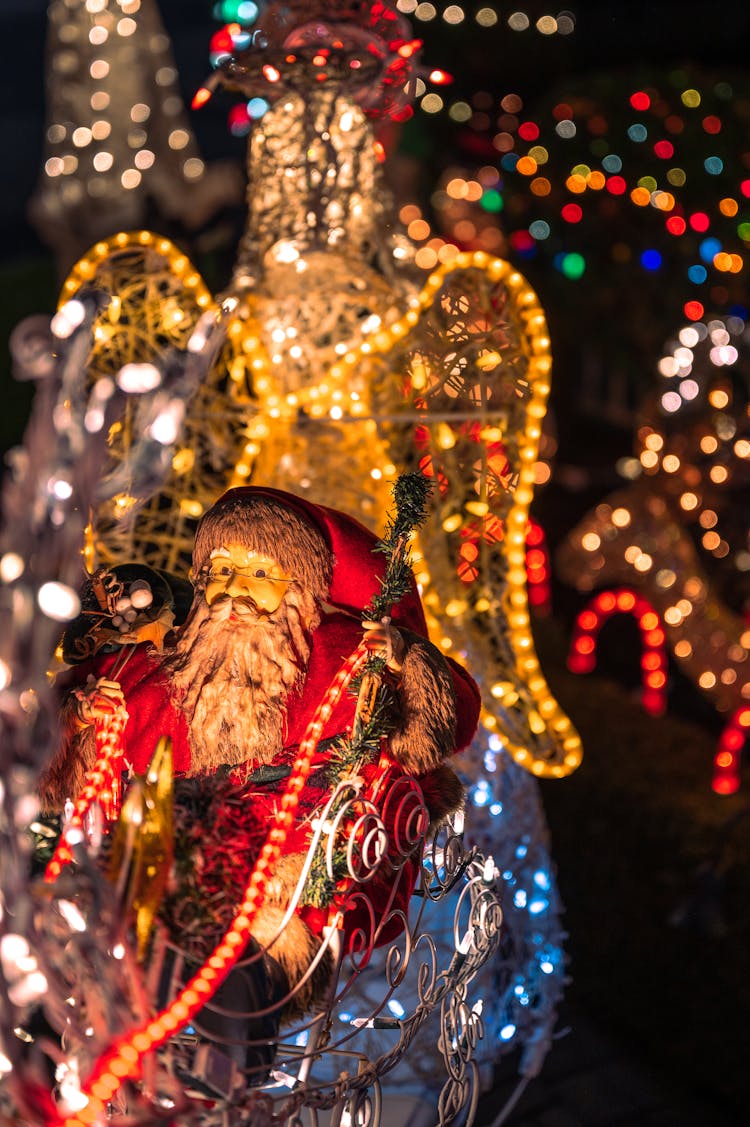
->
[154,777,503,1126]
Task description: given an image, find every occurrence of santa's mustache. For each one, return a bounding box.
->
[207,593,270,623]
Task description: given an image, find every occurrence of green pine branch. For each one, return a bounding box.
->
[305,472,431,909]
[364,471,432,624]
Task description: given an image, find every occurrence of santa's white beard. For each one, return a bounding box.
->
[161,588,317,774]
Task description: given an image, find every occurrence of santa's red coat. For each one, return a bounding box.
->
[63,610,480,949]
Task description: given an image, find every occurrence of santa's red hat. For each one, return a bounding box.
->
[194,487,429,636]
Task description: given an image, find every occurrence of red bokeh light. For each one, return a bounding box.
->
[518,121,540,141]
[510,229,535,252]
[653,140,674,159]
[568,589,668,718]
[561,203,583,223]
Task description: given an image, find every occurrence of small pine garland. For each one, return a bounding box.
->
[366,471,432,622]
[305,472,432,908]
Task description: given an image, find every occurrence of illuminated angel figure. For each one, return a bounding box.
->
[58,0,581,782]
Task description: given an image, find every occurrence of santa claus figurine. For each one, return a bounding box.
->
[42,487,480,1042]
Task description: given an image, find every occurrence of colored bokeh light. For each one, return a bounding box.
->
[213,0,259,20]
[606,175,627,195]
[641,249,662,271]
[699,236,722,262]
[518,121,540,141]
[481,188,504,212]
[561,203,582,223]
[420,66,750,335]
[560,252,585,279]
[654,140,674,159]
[529,219,551,240]
[510,229,536,255]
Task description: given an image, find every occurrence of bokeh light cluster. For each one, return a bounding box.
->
[405,68,750,337]
[396,0,575,37]
[39,0,205,201]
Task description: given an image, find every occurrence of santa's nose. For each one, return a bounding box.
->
[224,571,284,612]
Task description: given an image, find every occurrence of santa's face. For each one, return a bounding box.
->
[166,540,317,772]
[204,543,293,615]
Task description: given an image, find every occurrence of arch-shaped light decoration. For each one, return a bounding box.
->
[568,587,669,718]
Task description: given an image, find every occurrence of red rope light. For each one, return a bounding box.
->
[52,641,369,1127]
[567,587,668,717]
[44,705,128,883]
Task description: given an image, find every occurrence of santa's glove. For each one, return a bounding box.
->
[72,676,126,730]
[362,617,406,676]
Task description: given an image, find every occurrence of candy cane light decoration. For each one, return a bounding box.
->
[567,588,669,718]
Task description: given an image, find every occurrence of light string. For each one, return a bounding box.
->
[59,229,213,313]
[526,519,552,617]
[44,703,129,883]
[228,250,536,456]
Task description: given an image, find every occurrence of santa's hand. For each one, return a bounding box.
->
[362,617,406,674]
[72,676,126,728]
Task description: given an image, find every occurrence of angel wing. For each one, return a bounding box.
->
[59,231,247,573]
[375,255,582,778]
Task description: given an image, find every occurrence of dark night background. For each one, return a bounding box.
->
[2,4,750,1124]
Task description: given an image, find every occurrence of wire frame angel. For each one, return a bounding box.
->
[56,0,580,781]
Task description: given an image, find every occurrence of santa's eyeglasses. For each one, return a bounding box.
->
[199,562,298,584]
